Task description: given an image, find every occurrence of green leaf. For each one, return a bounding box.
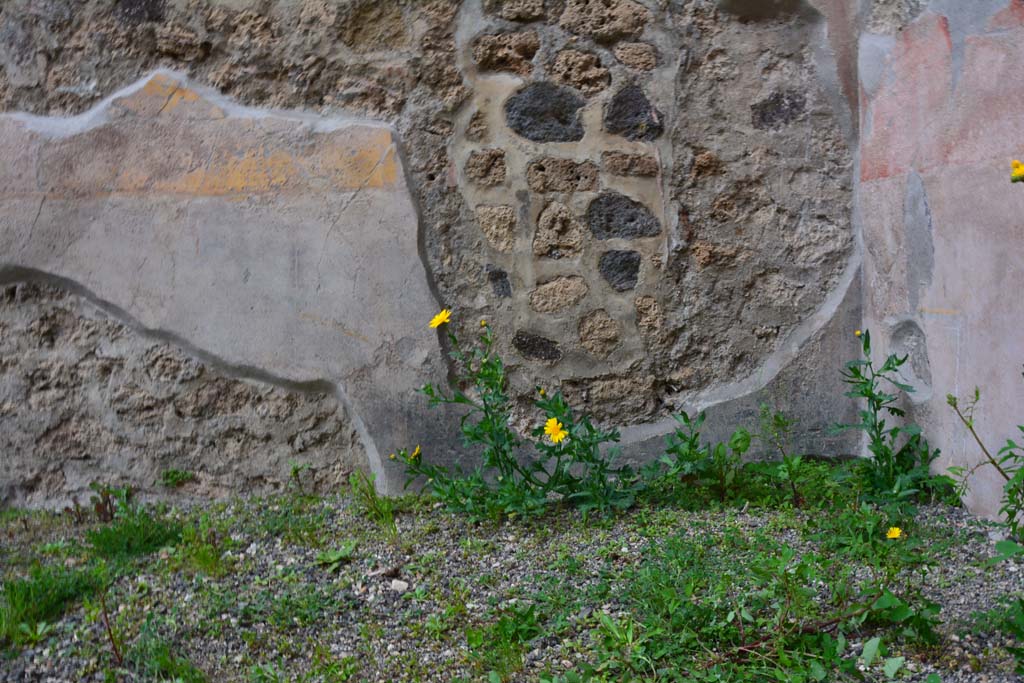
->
[883,656,905,678]
[925,674,942,683]
[489,671,502,683]
[729,429,752,454]
[809,661,827,681]
[862,636,881,666]
[872,592,901,610]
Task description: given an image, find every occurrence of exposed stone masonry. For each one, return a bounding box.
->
[0,0,858,499]
[0,283,361,507]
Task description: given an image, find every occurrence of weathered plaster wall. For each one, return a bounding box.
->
[0,0,878,506]
[857,0,1024,517]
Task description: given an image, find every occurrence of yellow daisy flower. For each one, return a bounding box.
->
[429,309,452,328]
[544,417,568,444]
[886,526,903,540]
[411,445,421,462]
[854,329,862,337]
[1013,160,1024,183]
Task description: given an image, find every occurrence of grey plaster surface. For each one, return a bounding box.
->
[0,71,462,496]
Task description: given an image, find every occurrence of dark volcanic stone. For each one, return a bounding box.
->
[487,266,512,298]
[505,82,586,143]
[599,250,642,291]
[512,330,562,362]
[751,90,806,129]
[716,0,806,20]
[116,0,165,23]
[603,85,663,141]
[586,192,661,240]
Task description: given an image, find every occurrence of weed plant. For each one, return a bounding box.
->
[836,330,949,503]
[348,470,398,541]
[0,564,103,648]
[160,469,196,489]
[947,370,1024,672]
[948,385,1024,540]
[128,614,207,682]
[86,506,181,561]
[402,315,637,519]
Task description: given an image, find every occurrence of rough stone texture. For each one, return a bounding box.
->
[529,276,589,313]
[613,42,658,70]
[0,283,360,507]
[751,90,807,130]
[0,72,459,500]
[635,295,663,338]
[472,31,540,76]
[512,330,561,362]
[465,111,489,142]
[865,0,928,34]
[504,81,585,143]
[716,0,810,21]
[485,0,546,22]
[664,1,855,400]
[549,49,610,96]
[691,149,725,180]
[603,84,663,141]
[615,275,863,466]
[486,266,513,298]
[526,157,599,193]
[465,148,508,186]
[599,250,642,291]
[587,192,661,240]
[534,202,585,259]
[857,0,1024,518]
[579,309,621,357]
[602,151,659,177]
[559,0,649,44]
[564,374,657,424]
[476,205,518,253]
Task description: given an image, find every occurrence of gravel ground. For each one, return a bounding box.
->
[1,494,1022,683]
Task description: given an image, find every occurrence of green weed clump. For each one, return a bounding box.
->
[401,314,638,520]
[836,330,951,504]
[559,518,939,682]
[86,507,181,561]
[160,469,196,489]
[658,411,751,503]
[348,470,398,541]
[0,564,104,648]
[127,615,207,682]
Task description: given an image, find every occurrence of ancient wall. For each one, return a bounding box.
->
[857,0,1024,517]
[0,283,360,507]
[5,0,1011,510]
[0,0,863,506]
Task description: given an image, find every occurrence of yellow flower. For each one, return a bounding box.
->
[854,329,862,337]
[388,453,396,460]
[480,319,487,327]
[429,309,452,328]
[1013,160,1024,183]
[411,445,421,462]
[538,388,546,397]
[544,417,568,444]
[886,526,903,540]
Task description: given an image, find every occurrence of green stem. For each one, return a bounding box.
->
[950,401,1012,482]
